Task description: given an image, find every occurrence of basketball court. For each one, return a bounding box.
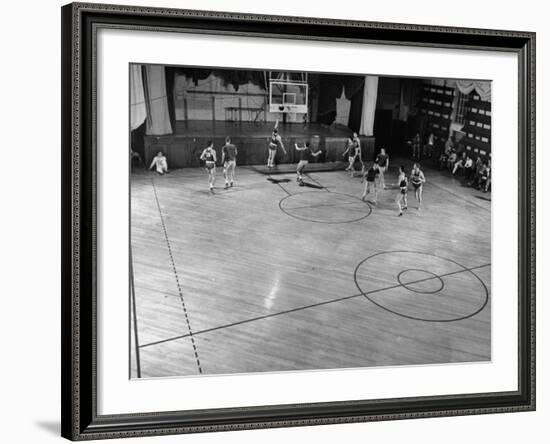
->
[130,161,491,378]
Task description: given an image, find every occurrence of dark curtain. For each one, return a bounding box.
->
[130,121,146,158]
[165,67,177,131]
[317,75,364,130]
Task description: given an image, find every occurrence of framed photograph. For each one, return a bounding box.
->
[61,2,536,440]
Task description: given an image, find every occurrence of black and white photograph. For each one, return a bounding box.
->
[129,64,492,378]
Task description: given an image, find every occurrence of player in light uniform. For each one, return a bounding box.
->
[200,141,217,193]
[410,163,426,209]
[221,136,238,189]
[267,119,287,168]
[148,151,168,175]
[294,142,322,185]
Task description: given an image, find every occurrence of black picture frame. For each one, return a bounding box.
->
[61,2,536,440]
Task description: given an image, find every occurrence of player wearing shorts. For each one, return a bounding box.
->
[342,136,357,175]
[200,141,217,193]
[267,119,287,168]
[410,163,426,209]
[375,148,390,190]
[396,166,408,216]
[352,133,364,174]
[361,161,380,203]
[148,151,168,175]
[221,136,238,189]
[294,142,322,185]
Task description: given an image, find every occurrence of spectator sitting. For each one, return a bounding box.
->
[463,156,475,180]
[438,150,449,170]
[423,133,435,158]
[130,149,143,169]
[444,136,454,155]
[452,152,466,175]
[447,150,457,171]
[478,162,490,191]
[470,157,484,187]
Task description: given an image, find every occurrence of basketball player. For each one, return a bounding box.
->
[221,136,238,189]
[352,132,364,173]
[148,151,168,175]
[294,142,322,185]
[199,141,217,193]
[396,166,408,216]
[342,136,356,175]
[342,134,363,176]
[267,119,287,168]
[410,163,426,209]
[361,160,380,203]
[375,148,390,189]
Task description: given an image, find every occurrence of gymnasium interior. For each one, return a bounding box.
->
[129,65,491,378]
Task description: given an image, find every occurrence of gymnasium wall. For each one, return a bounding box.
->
[143,134,375,169]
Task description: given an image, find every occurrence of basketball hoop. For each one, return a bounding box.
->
[269,79,308,115]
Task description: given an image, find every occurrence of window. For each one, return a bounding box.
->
[455,90,471,125]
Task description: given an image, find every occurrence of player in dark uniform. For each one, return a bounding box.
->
[410,163,426,209]
[375,148,390,190]
[342,136,356,175]
[361,160,380,203]
[267,119,287,168]
[199,141,217,193]
[294,142,322,185]
[221,136,238,189]
[396,165,408,216]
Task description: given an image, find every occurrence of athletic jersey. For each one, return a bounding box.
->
[399,175,408,193]
[376,153,388,168]
[365,166,379,182]
[411,169,424,185]
[353,140,361,157]
[203,149,215,162]
[222,144,237,162]
[269,133,282,149]
[152,156,167,168]
[298,147,311,161]
[345,140,354,156]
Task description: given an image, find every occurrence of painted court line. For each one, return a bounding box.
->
[139,263,490,349]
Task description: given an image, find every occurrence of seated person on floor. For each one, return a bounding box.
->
[149,151,169,175]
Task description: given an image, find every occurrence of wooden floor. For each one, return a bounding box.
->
[130,159,491,378]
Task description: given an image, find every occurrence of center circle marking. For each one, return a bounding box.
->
[279,191,372,224]
[353,251,489,322]
[397,268,445,294]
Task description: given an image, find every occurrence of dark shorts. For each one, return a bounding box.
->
[412,182,422,190]
[400,188,408,195]
[205,161,215,170]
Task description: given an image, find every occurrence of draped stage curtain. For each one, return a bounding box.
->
[143,65,173,136]
[359,75,379,136]
[454,80,491,102]
[130,65,147,131]
[431,78,491,102]
[334,87,351,126]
